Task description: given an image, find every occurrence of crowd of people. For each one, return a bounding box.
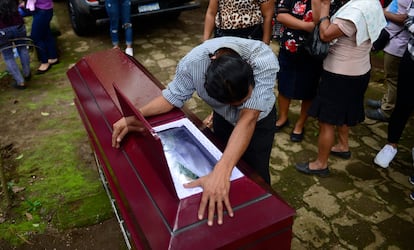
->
[1,0,413,224]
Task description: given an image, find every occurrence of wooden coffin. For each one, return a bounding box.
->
[66,48,295,250]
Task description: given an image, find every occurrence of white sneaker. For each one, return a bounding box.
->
[125,47,133,57]
[374,144,397,168]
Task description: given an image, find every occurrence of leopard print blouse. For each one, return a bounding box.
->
[215,0,270,29]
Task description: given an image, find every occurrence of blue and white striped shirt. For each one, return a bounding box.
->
[162,37,279,125]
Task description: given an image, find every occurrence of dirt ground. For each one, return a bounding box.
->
[1,217,127,250]
[0,83,127,250]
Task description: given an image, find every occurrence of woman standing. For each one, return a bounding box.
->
[29,0,59,74]
[203,0,274,44]
[295,0,386,175]
[274,0,322,142]
[105,0,133,56]
[374,3,414,169]
[0,0,31,89]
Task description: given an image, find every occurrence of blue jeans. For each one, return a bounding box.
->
[30,8,58,63]
[0,24,31,84]
[106,0,133,46]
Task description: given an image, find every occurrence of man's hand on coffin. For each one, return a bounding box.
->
[202,112,214,129]
[184,163,233,226]
[112,116,146,148]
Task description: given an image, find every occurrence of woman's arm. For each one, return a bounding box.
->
[203,0,219,41]
[260,0,275,44]
[317,0,345,42]
[385,11,408,26]
[277,13,315,33]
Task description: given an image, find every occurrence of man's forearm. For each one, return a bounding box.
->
[139,95,175,117]
[218,109,260,177]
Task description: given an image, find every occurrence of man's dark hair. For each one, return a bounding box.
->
[204,52,255,104]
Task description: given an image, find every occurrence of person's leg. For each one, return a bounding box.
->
[387,50,414,144]
[375,50,414,168]
[292,99,312,134]
[212,107,276,184]
[17,45,31,78]
[15,24,31,78]
[2,48,25,86]
[31,10,49,65]
[212,111,233,144]
[276,93,290,127]
[42,8,58,62]
[381,52,400,116]
[309,121,335,170]
[121,0,133,46]
[241,106,276,184]
[332,125,349,152]
[106,0,120,47]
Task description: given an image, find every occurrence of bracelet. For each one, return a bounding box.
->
[319,16,330,24]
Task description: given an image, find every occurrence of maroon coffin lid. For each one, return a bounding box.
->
[113,82,178,200]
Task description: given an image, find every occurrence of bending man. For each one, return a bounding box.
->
[111,37,279,226]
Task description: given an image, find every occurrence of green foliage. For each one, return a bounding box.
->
[26,200,42,213]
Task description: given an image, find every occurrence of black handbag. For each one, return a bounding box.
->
[304,21,330,61]
[372,28,404,52]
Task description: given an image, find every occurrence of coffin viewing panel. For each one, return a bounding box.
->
[67,48,295,250]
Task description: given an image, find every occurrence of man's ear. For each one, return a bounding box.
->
[208,53,217,60]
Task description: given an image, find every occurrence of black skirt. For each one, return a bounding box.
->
[308,70,370,126]
[277,49,322,100]
[214,24,263,41]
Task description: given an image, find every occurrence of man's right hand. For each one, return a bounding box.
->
[112,116,146,148]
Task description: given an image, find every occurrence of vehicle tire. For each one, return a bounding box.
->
[67,0,96,36]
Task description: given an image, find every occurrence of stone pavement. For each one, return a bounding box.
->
[2,0,413,248]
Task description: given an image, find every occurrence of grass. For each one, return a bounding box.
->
[0,61,113,246]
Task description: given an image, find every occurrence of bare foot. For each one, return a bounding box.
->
[37,63,50,71]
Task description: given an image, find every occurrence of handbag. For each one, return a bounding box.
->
[304,19,330,61]
[372,28,404,52]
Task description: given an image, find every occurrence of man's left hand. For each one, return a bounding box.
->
[184,166,233,226]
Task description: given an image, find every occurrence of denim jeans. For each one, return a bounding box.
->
[0,24,31,84]
[106,0,133,46]
[30,8,57,63]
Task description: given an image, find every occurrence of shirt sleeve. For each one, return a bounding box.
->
[162,59,196,108]
[333,18,357,38]
[241,49,279,112]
